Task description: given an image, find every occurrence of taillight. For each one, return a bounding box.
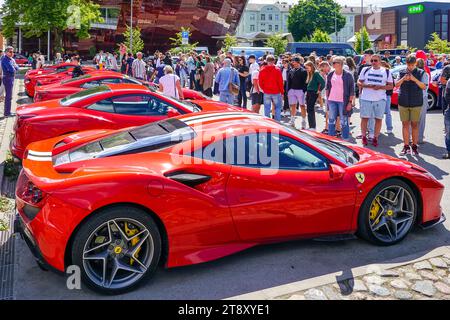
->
[23,181,47,205]
[15,114,37,130]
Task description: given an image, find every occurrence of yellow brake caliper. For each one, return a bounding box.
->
[370,197,381,225]
[125,223,141,266]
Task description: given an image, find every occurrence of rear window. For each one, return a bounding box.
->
[53,118,195,166]
[61,85,111,106]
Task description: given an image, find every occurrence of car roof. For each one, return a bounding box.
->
[103,83,148,91]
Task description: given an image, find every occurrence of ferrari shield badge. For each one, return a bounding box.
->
[355,173,365,184]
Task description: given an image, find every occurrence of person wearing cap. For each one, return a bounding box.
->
[393,56,403,67]
[1,46,19,117]
[395,55,428,156]
[287,56,308,127]
[259,55,284,121]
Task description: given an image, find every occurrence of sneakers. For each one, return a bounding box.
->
[301,119,307,130]
[443,153,450,160]
[362,136,368,146]
[386,130,393,134]
[372,137,378,147]
[411,144,419,156]
[400,145,411,156]
[290,117,296,127]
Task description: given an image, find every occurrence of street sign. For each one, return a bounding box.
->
[182,31,189,45]
[408,4,424,15]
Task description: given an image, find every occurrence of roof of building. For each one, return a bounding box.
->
[245,1,292,12]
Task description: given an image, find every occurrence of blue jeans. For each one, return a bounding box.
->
[328,101,350,140]
[219,92,234,105]
[445,107,450,153]
[263,93,282,121]
[3,75,14,116]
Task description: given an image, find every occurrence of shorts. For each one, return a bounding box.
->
[288,89,305,106]
[360,99,386,120]
[251,92,264,105]
[398,105,422,122]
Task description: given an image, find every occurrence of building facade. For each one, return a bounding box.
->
[236,1,291,36]
[330,6,370,43]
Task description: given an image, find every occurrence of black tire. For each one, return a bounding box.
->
[427,90,437,111]
[358,179,417,246]
[71,206,162,295]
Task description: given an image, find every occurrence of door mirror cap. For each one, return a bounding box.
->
[329,164,345,181]
[167,108,181,118]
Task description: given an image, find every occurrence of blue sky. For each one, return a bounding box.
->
[250,0,450,8]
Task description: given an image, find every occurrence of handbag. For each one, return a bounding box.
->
[229,69,240,96]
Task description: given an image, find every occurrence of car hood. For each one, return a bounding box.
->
[16,99,63,115]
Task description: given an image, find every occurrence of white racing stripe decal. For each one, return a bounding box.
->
[185,114,264,126]
[182,112,256,123]
[27,155,52,162]
[28,150,52,157]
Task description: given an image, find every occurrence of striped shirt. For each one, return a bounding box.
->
[132,59,146,79]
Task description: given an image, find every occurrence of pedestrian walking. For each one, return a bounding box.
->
[158,66,184,100]
[202,56,215,97]
[237,56,249,108]
[416,58,430,144]
[259,55,284,122]
[304,61,325,131]
[132,52,146,80]
[251,65,263,114]
[215,58,240,105]
[444,79,450,159]
[126,53,134,76]
[395,55,428,156]
[287,56,308,127]
[358,54,393,147]
[326,56,355,140]
[380,61,394,134]
[1,46,19,117]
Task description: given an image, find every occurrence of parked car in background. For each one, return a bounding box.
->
[14,54,30,66]
[287,43,357,57]
[230,47,275,60]
[12,84,242,159]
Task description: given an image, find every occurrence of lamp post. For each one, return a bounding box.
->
[130,0,133,53]
[335,9,338,41]
[361,0,364,54]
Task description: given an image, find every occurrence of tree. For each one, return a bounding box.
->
[266,33,288,56]
[1,0,102,54]
[288,0,345,41]
[222,33,238,52]
[354,27,371,54]
[310,29,331,43]
[123,25,145,55]
[425,32,450,54]
[169,27,199,54]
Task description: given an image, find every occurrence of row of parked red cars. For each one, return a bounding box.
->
[14,63,242,160]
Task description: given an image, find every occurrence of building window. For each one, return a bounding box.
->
[250,25,255,31]
[269,14,273,21]
[401,17,408,42]
[435,11,449,40]
[275,25,279,31]
[275,14,279,21]
[269,25,273,31]
[250,14,255,21]
[261,14,265,21]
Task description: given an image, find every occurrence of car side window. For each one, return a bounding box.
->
[81,81,101,89]
[194,133,328,170]
[99,78,122,84]
[87,99,115,113]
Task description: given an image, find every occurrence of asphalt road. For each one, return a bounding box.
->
[14,106,450,300]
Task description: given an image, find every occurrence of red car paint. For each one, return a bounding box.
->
[16,112,444,272]
[12,84,243,159]
[25,66,97,97]
[34,72,209,102]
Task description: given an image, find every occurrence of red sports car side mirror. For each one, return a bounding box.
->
[329,164,345,181]
[167,108,181,118]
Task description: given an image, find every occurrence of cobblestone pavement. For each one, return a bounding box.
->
[277,254,450,300]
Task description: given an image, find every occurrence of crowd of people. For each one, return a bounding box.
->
[1,44,450,159]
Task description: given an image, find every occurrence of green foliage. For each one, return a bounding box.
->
[123,25,145,55]
[288,0,345,42]
[310,29,331,43]
[355,27,371,54]
[169,27,199,54]
[425,32,450,54]
[266,33,288,56]
[3,153,19,180]
[0,197,12,231]
[222,33,238,53]
[1,0,102,39]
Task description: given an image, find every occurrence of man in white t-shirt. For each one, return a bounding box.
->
[158,65,184,100]
[251,68,263,113]
[358,54,393,147]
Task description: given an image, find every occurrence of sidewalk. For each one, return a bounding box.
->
[0,77,24,300]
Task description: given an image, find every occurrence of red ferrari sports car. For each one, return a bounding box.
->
[15,111,445,294]
[25,63,77,79]
[14,54,30,66]
[11,84,242,159]
[25,66,97,97]
[34,72,209,102]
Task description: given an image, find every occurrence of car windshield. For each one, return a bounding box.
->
[284,126,359,166]
[60,85,111,106]
[61,74,92,84]
[53,118,196,166]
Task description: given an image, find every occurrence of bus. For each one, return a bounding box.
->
[286,43,357,57]
[230,47,275,60]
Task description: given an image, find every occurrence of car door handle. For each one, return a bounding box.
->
[165,171,211,188]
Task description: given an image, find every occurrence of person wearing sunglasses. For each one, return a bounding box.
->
[358,54,394,147]
[1,46,19,117]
